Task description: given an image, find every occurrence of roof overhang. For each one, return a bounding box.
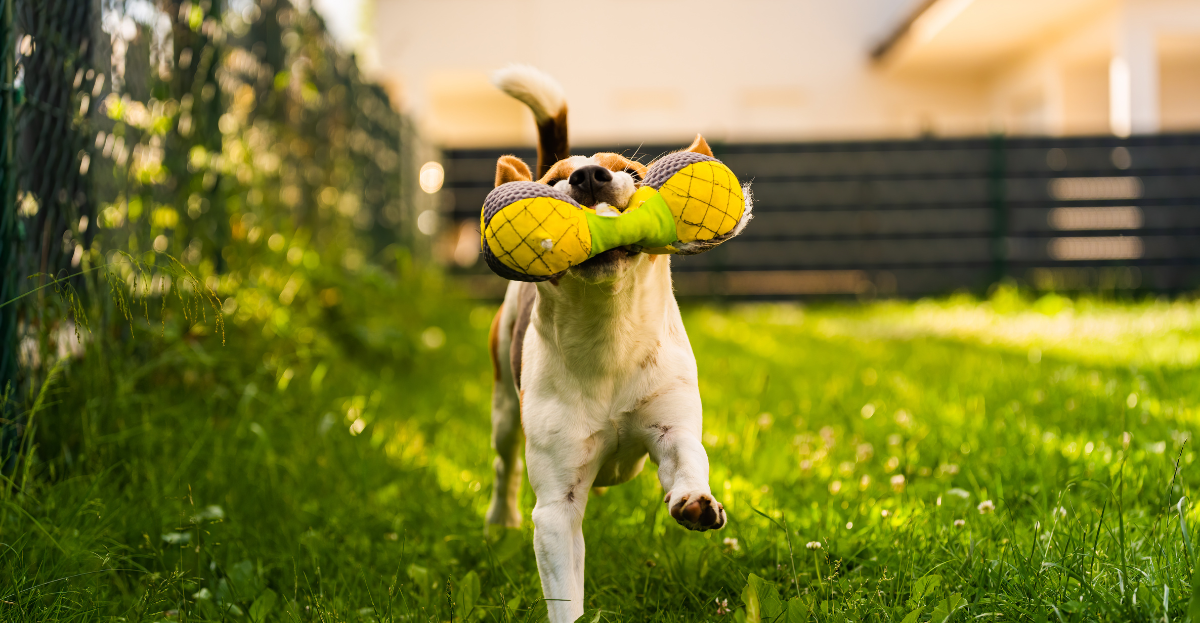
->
[873,0,1116,75]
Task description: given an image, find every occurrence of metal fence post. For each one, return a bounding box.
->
[0,0,17,468]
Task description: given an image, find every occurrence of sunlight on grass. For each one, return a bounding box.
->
[816,288,1200,368]
[3,284,1197,622]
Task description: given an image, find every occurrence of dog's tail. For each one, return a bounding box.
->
[492,65,568,179]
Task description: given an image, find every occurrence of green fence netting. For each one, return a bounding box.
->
[0,0,426,466]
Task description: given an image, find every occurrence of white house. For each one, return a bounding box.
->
[365,0,1200,147]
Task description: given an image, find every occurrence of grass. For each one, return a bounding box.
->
[1,276,1197,623]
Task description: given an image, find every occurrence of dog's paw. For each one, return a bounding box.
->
[664,490,726,531]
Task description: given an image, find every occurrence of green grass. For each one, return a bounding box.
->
[2,280,1198,623]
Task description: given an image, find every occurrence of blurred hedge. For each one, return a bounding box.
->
[1,0,433,456]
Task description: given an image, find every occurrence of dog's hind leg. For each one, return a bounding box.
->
[486,283,528,529]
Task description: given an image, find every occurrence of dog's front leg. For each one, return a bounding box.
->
[525,430,601,623]
[643,388,727,532]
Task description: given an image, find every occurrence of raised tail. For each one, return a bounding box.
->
[492,65,569,179]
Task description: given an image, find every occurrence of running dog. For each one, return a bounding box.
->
[485,65,749,623]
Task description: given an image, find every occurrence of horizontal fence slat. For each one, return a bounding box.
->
[743,209,994,237]
[675,237,996,269]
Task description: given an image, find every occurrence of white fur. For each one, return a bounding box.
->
[731,183,755,237]
[608,171,636,207]
[492,64,566,123]
[488,257,725,623]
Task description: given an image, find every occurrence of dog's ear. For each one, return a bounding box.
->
[683,134,713,157]
[495,155,533,187]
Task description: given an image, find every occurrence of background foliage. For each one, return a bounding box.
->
[1,0,421,416]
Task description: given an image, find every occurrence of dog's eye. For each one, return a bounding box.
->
[544,177,564,186]
[624,167,643,181]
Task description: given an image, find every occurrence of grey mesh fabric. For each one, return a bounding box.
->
[481,181,581,282]
[482,182,581,228]
[643,152,716,189]
[483,243,552,282]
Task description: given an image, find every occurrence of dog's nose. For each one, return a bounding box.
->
[568,165,613,199]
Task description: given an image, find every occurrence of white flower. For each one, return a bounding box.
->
[1052,506,1067,518]
[722,537,740,552]
[189,504,225,523]
[881,509,890,518]
[890,474,906,491]
[715,598,730,615]
[977,500,995,514]
[845,522,854,529]
[806,541,822,550]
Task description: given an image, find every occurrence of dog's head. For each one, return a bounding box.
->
[493,135,714,283]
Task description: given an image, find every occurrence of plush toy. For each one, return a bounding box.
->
[481,152,749,282]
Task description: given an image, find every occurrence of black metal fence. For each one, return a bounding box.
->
[442,133,1200,297]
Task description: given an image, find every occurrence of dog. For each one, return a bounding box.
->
[485,65,749,623]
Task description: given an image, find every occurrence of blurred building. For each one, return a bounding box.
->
[876,0,1200,137]
[369,0,1200,147]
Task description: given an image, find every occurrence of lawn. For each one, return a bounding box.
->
[2,273,1197,623]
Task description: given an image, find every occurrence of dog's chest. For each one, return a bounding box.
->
[522,327,690,440]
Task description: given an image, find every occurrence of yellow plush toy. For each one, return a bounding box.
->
[481,152,749,282]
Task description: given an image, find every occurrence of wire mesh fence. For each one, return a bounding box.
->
[0,0,427,459]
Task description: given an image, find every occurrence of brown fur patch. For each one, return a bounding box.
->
[509,282,537,390]
[537,159,576,185]
[685,134,714,157]
[634,390,663,412]
[488,303,505,381]
[593,152,649,181]
[536,107,569,179]
[495,155,533,187]
[639,340,661,369]
[538,152,650,186]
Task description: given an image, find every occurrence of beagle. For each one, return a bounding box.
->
[485,65,736,623]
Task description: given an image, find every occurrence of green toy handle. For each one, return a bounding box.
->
[583,189,679,254]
